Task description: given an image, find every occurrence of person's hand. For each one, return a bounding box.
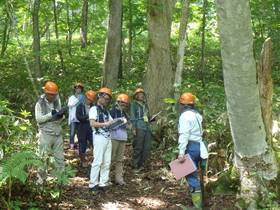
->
[104,120,113,127]
[178,154,186,163]
[51,109,58,116]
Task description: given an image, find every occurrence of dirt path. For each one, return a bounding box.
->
[56,141,236,210]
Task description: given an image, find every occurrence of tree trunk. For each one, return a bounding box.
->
[118,7,124,79]
[174,0,190,100]
[66,0,72,56]
[144,0,175,114]
[258,38,273,144]
[53,0,65,71]
[215,0,277,207]
[1,8,10,57]
[32,0,41,80]
[102,0,123,88]
[127,0,133,70]
[199,0,207,86]
[80,0,88,48]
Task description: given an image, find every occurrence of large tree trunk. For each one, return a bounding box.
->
[102,0,122,88]
[144,0,175,114]
[127,0,133,70]
[258,38,273,144]
[32,0,41,80]
[53,0,65,71]
[174,0,190,100]
[199,0,207,86]
[80,0,88,48]
[215,0,277,207]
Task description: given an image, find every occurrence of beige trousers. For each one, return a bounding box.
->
[111,140,126,182]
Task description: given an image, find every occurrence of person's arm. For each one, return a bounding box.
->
[89,106,111,128]
[67,95,79,108]
[35,102,52,124]
[178,113,192,161]
[130,102,137,128]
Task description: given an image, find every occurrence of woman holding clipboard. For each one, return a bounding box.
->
[177,92,208,209]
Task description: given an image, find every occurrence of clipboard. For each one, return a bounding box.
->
[169,154,197,180]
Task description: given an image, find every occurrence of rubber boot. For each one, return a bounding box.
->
[191,191,202,209]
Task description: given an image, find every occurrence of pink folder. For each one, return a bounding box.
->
[169,154,197,180]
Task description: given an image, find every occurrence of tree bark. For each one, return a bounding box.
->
[66,0,72,55]
[1,8,10,57]
[199,0,207,86]
[174,0,190,100]
[144,0,175,114]
[102,0,123,88]
[127,0,133,70]
[53,0,65,71]
[215,0,277,207]
[32,0,41,80]
[80,0,89,48]
[258,38,273,144]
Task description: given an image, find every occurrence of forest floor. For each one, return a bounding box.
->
[46,140,237,210]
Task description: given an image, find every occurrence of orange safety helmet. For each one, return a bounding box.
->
[179,92,196,105]
[134,88,145,95]
[99,87,112,97]
[43,81,58,94]
[74,82,84,89]
[117,94,129,104]
[85,90,96,102]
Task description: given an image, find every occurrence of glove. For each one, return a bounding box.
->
[51,109,58,115]
[56,106,68,116]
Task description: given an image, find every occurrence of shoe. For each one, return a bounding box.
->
[191,191,202,209]
[89,185,99,195]
[70,144,75,150]
[133,166,144,174]
[98,186,107,193]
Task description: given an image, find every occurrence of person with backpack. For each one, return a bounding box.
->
[76,90,96,167]
[110,93,130,185]
[130,88,152,172]
[88,87,113,195]
[177,92,208,209]
[67,82,85,150]
[35,81,67,183]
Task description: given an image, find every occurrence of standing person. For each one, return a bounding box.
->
[35,81,67,183]
[130,88,152,172]
[110,94,130,185]
[76,90,96,167]
[177,92,208,209]
[88,87,113,195]
[68,82,85,150]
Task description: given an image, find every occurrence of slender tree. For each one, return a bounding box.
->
[199,0,207,86]
[32,0,41,79]
[102,0,123,88]
[144,0,176,113]
[174,0,190,99]
[1,7,11,57]
[80,0,89,48]
[215,0,277,207]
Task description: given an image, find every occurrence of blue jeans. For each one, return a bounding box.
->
[185,141,202,191]
[69,122,79,145]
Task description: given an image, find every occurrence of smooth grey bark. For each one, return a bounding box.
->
[66,0,72,55]
[102,0,123,88]
[1,7,11,57]
[80,0,88,48]
[127,0,133,70]
[258,38,273,144]
[215,0,277,206]
[144,0,176,114]
[32,0,41,79]
[174,0,190,100]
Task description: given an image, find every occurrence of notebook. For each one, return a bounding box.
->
[169,154,197,180]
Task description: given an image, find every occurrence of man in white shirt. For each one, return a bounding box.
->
[177,92,208,209]
[67,82,85,149]
[88,87,113,195]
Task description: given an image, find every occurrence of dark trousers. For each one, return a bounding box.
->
[77,123,93,155]
[132,128,151,169]
[69,122,79,145]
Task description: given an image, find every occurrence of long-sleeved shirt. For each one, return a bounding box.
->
[35,94,62,136]
[130,100,150,130]
[67,94,85,125]
[110,105,128,141]
[178,109,203,155]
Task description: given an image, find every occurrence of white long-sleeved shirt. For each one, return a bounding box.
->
[178,110,203,155]
[67,95,80,125]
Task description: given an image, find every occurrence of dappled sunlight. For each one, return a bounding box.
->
[127,196,166,209]
[101,201,133,210]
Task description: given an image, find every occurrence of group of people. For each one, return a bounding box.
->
[35,80,208,209]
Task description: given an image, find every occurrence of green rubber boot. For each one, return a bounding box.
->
[191,192,202,209]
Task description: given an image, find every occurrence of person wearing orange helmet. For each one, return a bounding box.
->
[67,82,85,150]
[177,92,208,209]
[130,88,152,172]
[35,81,66,183]
[88,87,113,195]
[76,90,96,167]
[109,93,130,185]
